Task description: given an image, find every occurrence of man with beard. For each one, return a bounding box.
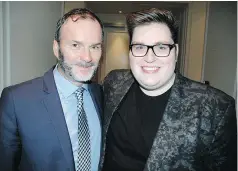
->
[0,8,103,171]
[101,8,237,171]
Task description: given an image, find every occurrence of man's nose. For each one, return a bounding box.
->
[144,48,156,63]
[80,48,92,62]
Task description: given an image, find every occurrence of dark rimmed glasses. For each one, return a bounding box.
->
[129,43,176,57]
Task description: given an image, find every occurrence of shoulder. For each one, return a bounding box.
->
[2,76,43,95]
[103,69,132,86]
[178,74,234,107]
[0,76,44,105]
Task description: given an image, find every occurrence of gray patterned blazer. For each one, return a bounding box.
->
[100,69,237,171]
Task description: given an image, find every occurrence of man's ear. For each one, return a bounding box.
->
[175,44,179,62]
[53,40,60,60]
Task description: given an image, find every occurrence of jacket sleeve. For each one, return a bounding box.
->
[0,87,21,171]
[209,99,237,171]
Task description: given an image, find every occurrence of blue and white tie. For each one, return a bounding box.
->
[75,88,91,171]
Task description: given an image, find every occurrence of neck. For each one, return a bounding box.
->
[140,73,176,96]
[57,65,83,87]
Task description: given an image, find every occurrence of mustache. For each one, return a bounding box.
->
[75,61,96,67]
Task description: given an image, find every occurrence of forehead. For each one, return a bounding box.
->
[132,23,173,44]
[60,18,102,43]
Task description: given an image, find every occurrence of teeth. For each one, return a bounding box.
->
[142,67,159,71]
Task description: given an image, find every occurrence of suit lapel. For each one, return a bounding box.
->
[42,68,75,171]
[100,70,134,167]
[144,74,190,171]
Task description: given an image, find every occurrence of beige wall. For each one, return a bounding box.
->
[100,31,129,82]
[185,2,208,82]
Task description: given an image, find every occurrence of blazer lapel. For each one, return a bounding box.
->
[42,68,75,171]
[144,74,192,171]
[100,70,134,167]
[104,71,134,134]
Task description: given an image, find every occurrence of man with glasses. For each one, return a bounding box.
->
[101,8,237,171]
[0,8,103,171]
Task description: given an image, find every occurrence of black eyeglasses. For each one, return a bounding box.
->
[129,44,176,57]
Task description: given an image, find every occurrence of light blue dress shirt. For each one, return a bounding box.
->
[53,66,101,171]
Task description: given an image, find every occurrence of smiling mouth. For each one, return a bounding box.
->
[76,66,94,73]
[76,64,94,68]
[141,66,160,73]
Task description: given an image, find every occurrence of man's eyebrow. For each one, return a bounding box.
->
[71,40,102,46]
[131,41,146,45]
[91,43,102,46]
[154,41,173,45]
[131,41,173,45]
[72,40,83,44]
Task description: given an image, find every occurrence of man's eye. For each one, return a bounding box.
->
[156,45,168,50]
[72,44,79,48]
[91,45,101,50]
[134,45,145,50]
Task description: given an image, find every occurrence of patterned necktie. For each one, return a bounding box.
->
[75,87,91,171]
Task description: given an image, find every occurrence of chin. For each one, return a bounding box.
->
[136,76,163,89]
[141,83,161,91]
[139,76,159,85]
[74,74,93,82]
[74,71,95,82]
[76,65,98,80]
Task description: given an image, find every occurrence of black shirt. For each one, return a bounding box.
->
[102,82,171,171]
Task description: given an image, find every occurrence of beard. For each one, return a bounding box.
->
[57,49,99,83]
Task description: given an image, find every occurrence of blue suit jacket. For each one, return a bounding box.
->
[0,67,103,171]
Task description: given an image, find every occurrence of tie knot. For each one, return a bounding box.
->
[75,87,84,100]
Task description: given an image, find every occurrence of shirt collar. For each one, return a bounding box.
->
[53,65,88,98]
